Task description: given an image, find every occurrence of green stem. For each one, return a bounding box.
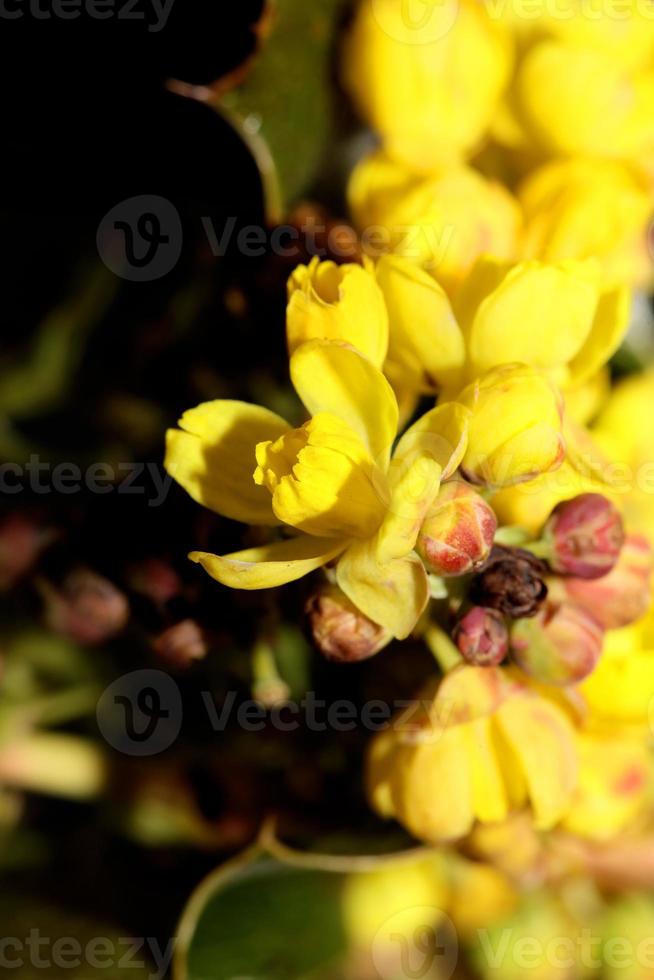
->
[425,625,462,673]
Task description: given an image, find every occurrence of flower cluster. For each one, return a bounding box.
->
[165,0,654,888]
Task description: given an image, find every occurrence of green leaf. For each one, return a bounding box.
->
[211,0,350,220]
[175,851,349,980]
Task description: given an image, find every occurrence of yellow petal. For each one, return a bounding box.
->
[464,258,600,377]
[568,285,631,386]
[393,402,470,481]
[336,537,429,639]
[290,340,399,467]
[190,535,347,590]
[376,455,443,564]
[495,695,577,830]
[165,400,289,525]
[464,718,510,824]
[287,257,389,367]
[376,254,465,393]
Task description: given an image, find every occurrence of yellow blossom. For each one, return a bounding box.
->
[518,158,653,289]
[374,254,629,396]
[580,609,654,731]
[561,728,652,841]
[514,41,654,165]
[342,0,513,171]
[165,340,469,639]
[286,256,388,368]
[593,369,654,545]
[366,665,578,842]
[458,364,565,488]
[348,150,521,294]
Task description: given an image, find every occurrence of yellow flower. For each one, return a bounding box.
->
[348,150,521,295]
[447,857,517,938]
[458,364,565,488]
[515,41,654,165]
[342,0,512,171]
[580,610,654,730]
[286,257,388,368]
[367,665,578,842]
[593,369,654,545]
[165,340,469,639]
[519,158,653,289]
[561,728,652,841]
[375,254,629,396]
[342,857,448,953]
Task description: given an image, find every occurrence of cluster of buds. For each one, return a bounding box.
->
[450,493,652,683]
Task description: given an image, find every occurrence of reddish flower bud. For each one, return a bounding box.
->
[152,619,207,668]
[127,558,182,605]
[562,534,653,630]
[0,513,53,590]
[470,545,548,618]
[453,607,508,666]
[416,481,497,577]
[511,602,604,686]
[306,585,391,663]
[42,569,129,646]
[542,493,624,579]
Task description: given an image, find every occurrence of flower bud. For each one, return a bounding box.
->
[152,619,207,668]
[127,558,182,605]
[0,513,53,589]
[542,493,624,579]
[42,569,129,646]
[562,534,653,630]
[453,607,508,666]
[458,365,565,488]
[416,481,497,577]
[511,602,604,686]
[306,585,391,663]
[470,545,548,618]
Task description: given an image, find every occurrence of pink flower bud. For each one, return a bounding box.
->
[542,493,624,579]
[416,481,497,577]
[43,569,129,646]
[562,534,653,630]
[306,585,391,663]
[152,619,207,668]
[510,602,604,686]
[453,607,508,666]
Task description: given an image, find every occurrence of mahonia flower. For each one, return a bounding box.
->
[580,609,654,732]
[376,254,629,397]
[348,149,521,294]
[593,369,654,547]
[342,0,513,172]
[286,257,388,368]
[367,665,577,841]
[518,158,653,288]
[561,727,652,841]
[165,340,469,639]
